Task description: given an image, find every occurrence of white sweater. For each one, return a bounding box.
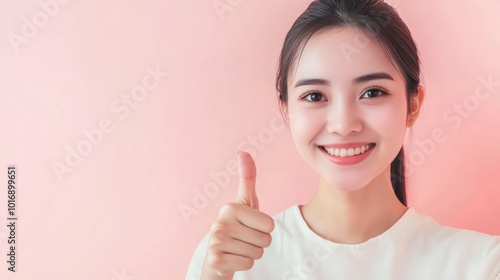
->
[186,205,500,280]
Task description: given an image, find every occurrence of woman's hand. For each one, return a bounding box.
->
[201,151,275,280]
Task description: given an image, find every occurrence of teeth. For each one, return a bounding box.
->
[324,144,373,157]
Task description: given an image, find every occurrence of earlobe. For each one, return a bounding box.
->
[406,85,425,127]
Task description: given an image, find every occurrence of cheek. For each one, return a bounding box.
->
[366,99,408,143]
[288,107,325,144]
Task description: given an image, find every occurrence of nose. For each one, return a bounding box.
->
[326,99,363,136]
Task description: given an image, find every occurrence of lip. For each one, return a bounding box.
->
[318,143,376,165]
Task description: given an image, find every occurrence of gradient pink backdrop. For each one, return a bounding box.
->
[1,1,499,279]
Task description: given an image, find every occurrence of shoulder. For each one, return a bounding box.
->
[480,235,500,280]
[408,208,500,278]
[409,208,497,245]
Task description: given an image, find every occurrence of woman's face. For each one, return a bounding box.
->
[284,27,409,192]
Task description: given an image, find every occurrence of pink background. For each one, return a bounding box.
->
[1,0,499,279]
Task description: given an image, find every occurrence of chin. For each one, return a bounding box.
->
[320,175,373,192]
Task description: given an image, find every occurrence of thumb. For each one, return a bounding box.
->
[236,151,259,210]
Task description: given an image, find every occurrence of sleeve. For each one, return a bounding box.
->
[185,232,211,280]
[478,235,500,280]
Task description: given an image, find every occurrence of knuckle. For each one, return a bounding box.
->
[210,223,228,238]
[219,202,239,217]
[206,253,224,270]
[208,228,231,253]
[207,238,223,253]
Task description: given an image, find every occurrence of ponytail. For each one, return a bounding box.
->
[390,147,407,206]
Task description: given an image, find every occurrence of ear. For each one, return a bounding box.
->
[406,85,425,127]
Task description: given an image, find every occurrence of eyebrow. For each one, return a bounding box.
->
[294,72,394,88]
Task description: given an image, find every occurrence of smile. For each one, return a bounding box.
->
[319,143,375,158]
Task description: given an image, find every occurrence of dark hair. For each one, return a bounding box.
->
[276,0,421,206]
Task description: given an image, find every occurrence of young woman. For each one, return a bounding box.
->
[187,0,500,279]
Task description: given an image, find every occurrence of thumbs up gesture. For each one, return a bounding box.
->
[201,151,275,279]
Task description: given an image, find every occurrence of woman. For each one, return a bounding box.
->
[187,0,500,279]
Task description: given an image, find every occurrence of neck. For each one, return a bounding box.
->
[300,166,408,244]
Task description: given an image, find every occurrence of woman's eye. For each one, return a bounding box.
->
[303,92,326,102]
[361,88,387,99]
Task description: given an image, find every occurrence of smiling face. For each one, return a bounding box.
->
[282,27,410,192]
